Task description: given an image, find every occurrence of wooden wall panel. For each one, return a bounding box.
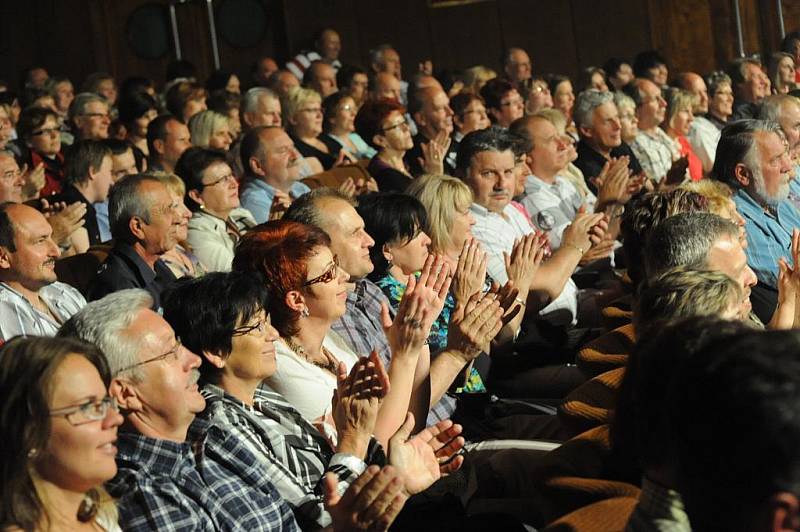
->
[571,0,652,71]
[648,0,717,75]
[427,2,504,74]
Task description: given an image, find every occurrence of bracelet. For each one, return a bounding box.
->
[564,243,585,255]
[514,297,526,307]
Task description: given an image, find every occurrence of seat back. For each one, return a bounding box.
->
[301,161,372,190]
[54,245,111,297]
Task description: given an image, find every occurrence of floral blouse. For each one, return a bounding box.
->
[375,274,486,394]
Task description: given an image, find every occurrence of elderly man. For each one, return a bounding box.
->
[405,86,457,176]
[238,126,308,223]
[89,175,181,309]
[678,72,721,174]
[230,88,283,177]
[757,95,800,210]
[0,203,85,340]
[94,139,138,242]
[572,89,643,189]
[266,69,301,98]
[503,47,533,88]
[68,92,110,141]
[303,60,338,98]
[458,127,604,327]
[712,119,800,321]
[59,289,410,531]
[627,78,677,182]
[287,28,342,81]
[146,115,191,174]
[369,44,408,104]
[728,58,770,120]
[51,140,113,246]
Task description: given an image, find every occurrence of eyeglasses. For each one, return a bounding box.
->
[203,172,236,188]
[232,319,267,336]
[50,396,119,426]
[530,85,550,94]
[339,104,354,112]
[117,338,182,373]
[304,255,340,286]
[31,127,60,137]
[382,118,408,133]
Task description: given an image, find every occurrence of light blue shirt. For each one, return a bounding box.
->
[734,188,800,289]
[95,200,111,242]
[239,179,311,224]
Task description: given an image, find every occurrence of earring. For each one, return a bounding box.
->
[301,307,310,318]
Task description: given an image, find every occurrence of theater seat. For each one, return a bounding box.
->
[600,293,634,330]
[576,323,635,377]
[542,496,638,532]
[301,161,372,190]
[558,367,625,438]
[531,425,640,524]
[55,245,111,297]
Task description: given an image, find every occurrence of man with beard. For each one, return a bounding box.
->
[0,203,86,340]
[713,119,800,321]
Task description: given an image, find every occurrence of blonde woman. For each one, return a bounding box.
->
[188,110,233,152]
[283,86,344,170]
[663,89,702,181]
[460,65,497,96]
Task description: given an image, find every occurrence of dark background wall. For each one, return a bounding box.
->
[1,0,798,90]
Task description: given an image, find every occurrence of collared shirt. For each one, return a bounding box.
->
[186,208,256,272]
[470,202,579,325]
[734,188,800,289]
[200,383,376,530]
[519,174,584,249]
[89,242,177,310]
[630,128,679,182]
[687,115,721,174]
[240,178,311,224]
[95,200,111,242]
[108,418,298,532]
[0,281,85,342]
[574,139,643,193]
[331,278,456,425]
[625,477,690,532]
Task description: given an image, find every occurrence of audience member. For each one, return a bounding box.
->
[705,70,734,130]
[460,65,497,96]
[0,150,25,203]
[481,78,524,128]
[251,56,279,87]
[165,81,207,124]
[69,93,110,142]
[205,69,241,95]
[503,47,533,89]
[369,44,407,104]
[663,89,702,181]
[17,106,65,196]
[0,203,86,340]
[116,90,158,160]
[49,76,75,121]
[405,85,457,175]
[337,64,369,109]
[520,76,553,115]
[89,175,180,309]
[303,60,339,99]
[548,75,576,133]
[767,52,797,95]
[238,126,308,224]
[188,110,233,152]
[677,71,720,173]
[757,95,800,210]
[355,98,416,191]
[633,50,669,87]
[146,115,191,173]
[82,72,118,108]
[603,58,634,91]
[0,336,123,530]
[176,147,255,271]
[266,69,301,98]
[287,28,343,81]
[322,91,376,160]
[627,78,681,182]
[284,86,342,170]
[450,92,491,142]
[728,57,770,120]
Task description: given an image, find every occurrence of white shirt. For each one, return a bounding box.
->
[519,174,585,249]
[0,281,86,341]
[263,331,358,423]
[469,202,578,325]
[687,116,721,174]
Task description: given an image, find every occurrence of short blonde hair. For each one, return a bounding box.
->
[535,108,567,133]
[665,89,697,132]
[406,174,473,253]
[460,66,497,95]
[680,179,734,217]
[614,91,636,114]
[635,267,743,334]
[282,86,321,124]
[188,110,229,149]
[145,171,185,198]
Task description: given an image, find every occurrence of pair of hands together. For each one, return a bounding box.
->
[326,350,465,531]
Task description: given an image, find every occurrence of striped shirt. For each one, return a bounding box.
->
[200,383,381,530]
[0,281,86,342]
[519,174,585,249]
[630,128,679,182]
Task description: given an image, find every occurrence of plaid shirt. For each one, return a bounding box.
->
[108,417,298,531]
[331,279,456,425]
[200,383,381,530]
[0,281,86,342]
[734,188,800,289]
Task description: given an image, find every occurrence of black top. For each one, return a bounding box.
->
[49,185,102,245]
[367,156,413,192]
[732,100,759,121]
[574,139,644,194]
[89,242,177,310]
[403,133,458,177]
[291,134,342,170]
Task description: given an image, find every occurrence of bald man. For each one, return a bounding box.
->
[679,72,720,173]
[404,86,457,176]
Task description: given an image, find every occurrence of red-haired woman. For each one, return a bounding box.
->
[355,98,416,192]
